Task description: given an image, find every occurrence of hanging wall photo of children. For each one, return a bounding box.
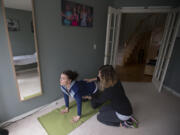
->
[61,0,93,27]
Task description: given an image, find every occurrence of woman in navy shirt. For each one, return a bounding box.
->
[60,70,98,122]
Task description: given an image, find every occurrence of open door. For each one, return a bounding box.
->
[104,7,122,67]
[153,8,180,92]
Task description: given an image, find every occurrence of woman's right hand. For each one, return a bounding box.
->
[83,78,91,82]
[84,77,97,83]
[60,107,69,114]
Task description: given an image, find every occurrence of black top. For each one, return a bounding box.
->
[91,81,133,116]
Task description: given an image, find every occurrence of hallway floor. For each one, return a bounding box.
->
[116,64,152,82]
[5,82,180,135]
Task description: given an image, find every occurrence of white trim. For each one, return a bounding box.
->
[0,98,62,127]
[104,7,112,64]
[104,6,120,65]
[120,6,172,13]
[153,13,171,79]
[152,9,180,92]
[163,85,180,98]
[110,12,117,64]
[158,11,180,92]
[113,10,122,67]
[157,13,175,80]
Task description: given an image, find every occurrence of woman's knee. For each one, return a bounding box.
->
[99,104,112,112]
[97,113,103,123]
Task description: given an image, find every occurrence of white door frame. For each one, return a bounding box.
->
[104,6,179,92]
[152,14,172,90]
[104,7,112,65]
[104,6,171,65]
[112,11,121,66]
[153,8,180,92]
[104,7,122,66]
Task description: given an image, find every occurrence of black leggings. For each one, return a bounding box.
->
[97,104,122,127]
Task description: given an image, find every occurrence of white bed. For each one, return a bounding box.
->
[13,52,37,66]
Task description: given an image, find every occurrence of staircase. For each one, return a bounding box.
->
[117,14,164,66]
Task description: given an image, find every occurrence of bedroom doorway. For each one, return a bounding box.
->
[104,7,180,92]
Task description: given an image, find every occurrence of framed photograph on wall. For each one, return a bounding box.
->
[7,17,20,31]
[61,0,93,27]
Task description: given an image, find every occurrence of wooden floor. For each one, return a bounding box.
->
[116,64,152,82]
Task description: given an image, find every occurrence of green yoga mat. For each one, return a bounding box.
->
[38,101,99,135]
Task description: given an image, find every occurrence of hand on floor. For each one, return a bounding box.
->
[60,107,69,114]
[71,116,80,123]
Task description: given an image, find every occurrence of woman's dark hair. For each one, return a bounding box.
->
[98,65,117,90]
[62,70,78,81]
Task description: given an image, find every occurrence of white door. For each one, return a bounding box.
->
[104,7,122,67]
[153,8,180,92]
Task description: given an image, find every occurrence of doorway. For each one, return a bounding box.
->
[104,7,180,92]
[116,13,166,82]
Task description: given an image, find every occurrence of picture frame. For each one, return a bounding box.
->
[61,0,93,27]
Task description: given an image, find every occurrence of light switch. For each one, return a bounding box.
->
[93,44,96,50]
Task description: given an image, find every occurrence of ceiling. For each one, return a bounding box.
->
[4,0,32,11]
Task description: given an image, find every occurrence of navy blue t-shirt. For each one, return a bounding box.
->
[61,80,97,116]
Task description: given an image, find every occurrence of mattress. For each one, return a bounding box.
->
[13,52,37,65]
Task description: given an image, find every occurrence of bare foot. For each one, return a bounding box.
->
[71,116,80,123]
[60,107,69,114]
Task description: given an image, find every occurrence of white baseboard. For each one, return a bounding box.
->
[0,98,62,127]
[163,85,180,98]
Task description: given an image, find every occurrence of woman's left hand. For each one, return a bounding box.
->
[71,116,80,123]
